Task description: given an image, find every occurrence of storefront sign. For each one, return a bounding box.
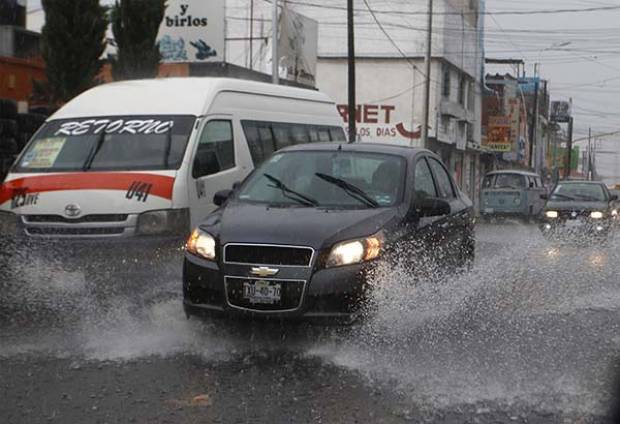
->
[157,0,225,63]
[278,8,318,86]
[486,116,512,152]
[336,104,421,142]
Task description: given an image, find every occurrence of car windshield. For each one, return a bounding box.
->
[487,173,525,189]
[14,115,195,172]
[550,183,607,201]
[237,151,405,208]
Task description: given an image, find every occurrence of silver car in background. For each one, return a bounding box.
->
[480,170,546,222]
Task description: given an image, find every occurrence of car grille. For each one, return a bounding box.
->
[558,210,590,219]
[224,244,314,267]
[225,277,305,311]
[23,214,129,224]
[27,227,125,236]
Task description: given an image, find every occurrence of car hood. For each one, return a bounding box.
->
[200,201,400,249]
[544,200,609,211]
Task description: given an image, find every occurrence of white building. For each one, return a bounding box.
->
[225,0,485,205]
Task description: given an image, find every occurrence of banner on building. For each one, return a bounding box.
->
[278,8,318,86]
[486,116,512,152]
[550,101,571,123]
[336,103,422,143]
[157,0,225,63]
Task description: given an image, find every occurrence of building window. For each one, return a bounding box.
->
[442,65,451,99]
[468,81,475,111]
[458,75,466,106]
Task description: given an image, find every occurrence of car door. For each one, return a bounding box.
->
[410,156,442,250]
[188,117,248,227]
[427,156,466,261]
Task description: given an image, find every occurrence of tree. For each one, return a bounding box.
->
[111,0,166,80]
[41,0,107,103]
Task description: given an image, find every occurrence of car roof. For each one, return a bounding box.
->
[486,170,539,177]
[50,77,334,120]
[278,142,428,157]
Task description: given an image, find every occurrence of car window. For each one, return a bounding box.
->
[494,173,525,189]
[414,158,438,201]
[242,121,276,165]
[551,183,607,201]
[192,120,235,178]
[428,158,456,199]
[238,151,406,208]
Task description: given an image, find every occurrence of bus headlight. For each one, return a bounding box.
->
[545,210,558,219]
[186,228,216,261]
[136,208,190,236]
[0,210,17,234]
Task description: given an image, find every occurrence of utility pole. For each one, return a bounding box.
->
[271,0,279,84]
[528,74,539,170]
[347,0,356,143]
[565,115,574,180]
[421,0,433,149]
[587,127,592,180]
[249,0,254,70]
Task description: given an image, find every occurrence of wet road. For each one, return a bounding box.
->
[1,223,620,423]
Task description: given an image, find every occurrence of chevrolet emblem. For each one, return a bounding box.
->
[250,267,279,277]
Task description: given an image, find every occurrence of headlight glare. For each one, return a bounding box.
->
[590,211,604,219]
[612,209,618,217]
[186,228,216,260]
[545,210,558,219]
[326,233,383,268]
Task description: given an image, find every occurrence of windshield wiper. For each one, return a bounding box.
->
[574,194,600,201]
[82,130,106,171]
[552,193,576,201]
[263,173,319,207]
[164,128,172,168]
[315,172,379,208]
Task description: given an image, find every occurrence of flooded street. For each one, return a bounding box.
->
[2,222,620,423]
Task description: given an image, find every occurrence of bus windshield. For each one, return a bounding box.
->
[14,115,195,173]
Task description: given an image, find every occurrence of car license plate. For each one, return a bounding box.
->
[243,280,281,304]
[565,219,583,228]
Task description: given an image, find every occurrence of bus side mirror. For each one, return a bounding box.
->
[540,193,548,200]
[213,189,233,206]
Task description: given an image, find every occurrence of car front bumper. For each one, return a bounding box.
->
[539,218,613,238]
[182,253,372,320]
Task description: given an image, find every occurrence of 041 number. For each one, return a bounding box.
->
[126,181,153,202]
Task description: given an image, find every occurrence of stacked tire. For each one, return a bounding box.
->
[0,99,19,181]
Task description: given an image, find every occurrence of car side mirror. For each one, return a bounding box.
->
[232,181,241,190]
[415,197,451,217]
[610,194,618,201]
[540,193,548,200]
[213,189,233,206]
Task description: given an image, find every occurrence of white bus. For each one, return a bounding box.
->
[0,77,345,242]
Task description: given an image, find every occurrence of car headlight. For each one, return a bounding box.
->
[545,210,558,219]
[610,209,617,217]
[325,233,383,268]
[136,209,189,236]
[0,210,17,234]
[590,211,604,219]
[185,228,216,260]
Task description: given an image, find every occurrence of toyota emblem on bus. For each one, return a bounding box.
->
[64,204,82,218]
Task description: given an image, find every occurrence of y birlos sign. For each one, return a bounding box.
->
[157,0,225,63]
